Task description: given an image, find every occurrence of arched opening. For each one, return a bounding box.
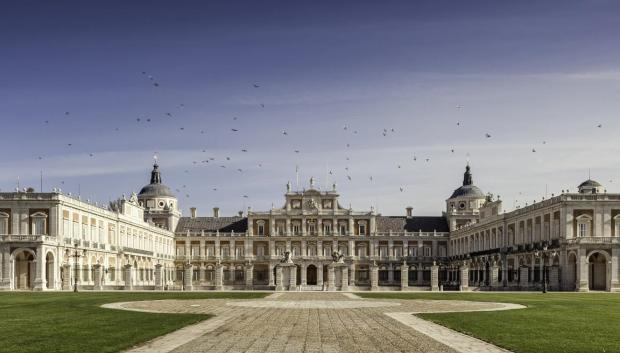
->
[14,250,35,290]
[307,265,317,285]
[589,252,607,291]
[296,265,301,286]
[46,252,55,289]
[567,252,577,291]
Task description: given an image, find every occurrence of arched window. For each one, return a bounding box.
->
[31,212,48,235]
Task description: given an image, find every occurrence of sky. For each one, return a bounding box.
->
[1,0,620,217]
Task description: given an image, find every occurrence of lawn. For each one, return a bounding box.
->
[0,291,266,353]
[358,292,620,353]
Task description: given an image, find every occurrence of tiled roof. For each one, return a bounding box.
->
[176,217,248,233]
[376,216,449,233]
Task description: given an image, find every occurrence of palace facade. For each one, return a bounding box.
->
[1,162,618,292]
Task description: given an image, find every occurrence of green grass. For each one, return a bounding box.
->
[358,292,620,353]
[0,291,265,353]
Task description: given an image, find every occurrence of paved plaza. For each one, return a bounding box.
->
[104,292,523,353]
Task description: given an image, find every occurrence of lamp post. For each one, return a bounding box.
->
[534,245,556,293]
[67,240,85,293]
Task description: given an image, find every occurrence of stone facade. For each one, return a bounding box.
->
[2,163,618,292]
[0,164,177,291]
[173,179,449,292]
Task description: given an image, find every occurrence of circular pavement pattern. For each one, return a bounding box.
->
[226,299,401,309]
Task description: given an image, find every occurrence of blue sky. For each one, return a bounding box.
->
[1,0,620,216]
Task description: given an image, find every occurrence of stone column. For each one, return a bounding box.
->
[491,263,500,288]
[341,266,349,291]
[349,263,356,287]
[400,263,408,290]
[417,265,423,285]
[245,264,254,290]
[301,264,307,286]
[275,265,284,291]
[459,263,469,291]
[268,263,275,287]
[370,263,378,291]
[611,248,620,292]
[289,265,297,291]
[519,266,529,288]
[269,240,275,258]
[62,264,71,290]
[387,263,394,284]
[124,264,133,290]
[33,248,46,291]
[154,264,163,290]
[327,265,335,291]
[317,264,324,287]
[215,264,223,290]
[93,264,102,290]
[431,263,439,291]
[199,265,206,285]
[549,265,560,290]
[1,245,10,289]
[184,263,193,291]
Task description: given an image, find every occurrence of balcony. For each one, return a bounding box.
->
[121,247,154,256]
[1,234,58,243]
[567,237,620,245]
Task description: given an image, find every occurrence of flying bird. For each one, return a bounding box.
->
[253,84,260,88]
[485,133,492,138]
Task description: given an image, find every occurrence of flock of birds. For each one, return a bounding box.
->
[31,70,610,211]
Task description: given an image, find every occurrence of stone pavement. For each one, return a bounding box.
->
[106,292,524,353]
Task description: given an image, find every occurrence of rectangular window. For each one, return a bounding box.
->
[293,225,300,235]
[32,218,46,235]
[359,224,366,235]
[0,219,6,235]
[423,246,431,257]
[339,225,347,235]
[257,224,265,236]
[579,223,587,237]
[323,224,332,235]
[308,224,316,235]
[323,245,332,256]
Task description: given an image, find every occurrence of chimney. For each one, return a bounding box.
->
[213,207,220,218]
[406,206,413,218]
[238,211,243,217]
[190,207,197,218]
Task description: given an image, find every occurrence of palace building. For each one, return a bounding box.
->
[1,162,618,292]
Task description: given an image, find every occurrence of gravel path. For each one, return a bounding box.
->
[106,292,524,353]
